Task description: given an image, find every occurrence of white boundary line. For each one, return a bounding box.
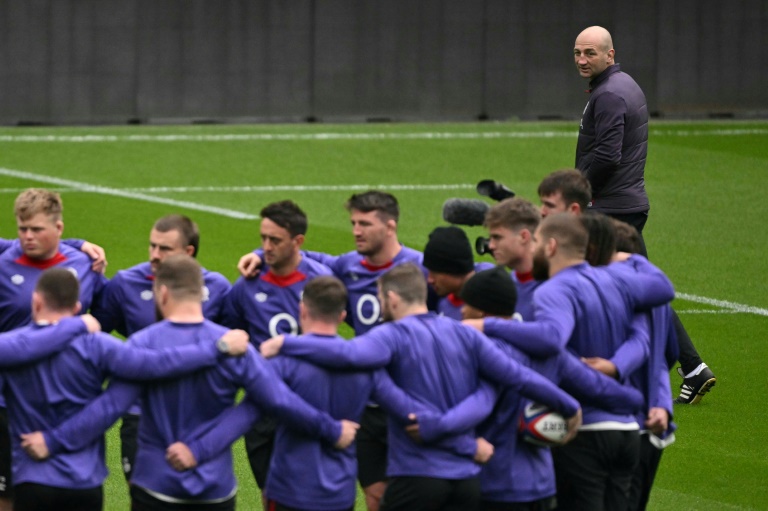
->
[0,168,258,220]
[0,184,476,194]
[676,292,768,317]
[0,128,765,143]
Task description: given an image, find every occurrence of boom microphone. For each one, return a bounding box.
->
[442,198,491,226]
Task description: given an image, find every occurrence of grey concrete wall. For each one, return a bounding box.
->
[0,0,765,124]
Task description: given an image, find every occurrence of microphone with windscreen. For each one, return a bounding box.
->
[442,198,491,226]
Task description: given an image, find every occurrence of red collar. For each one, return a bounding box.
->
[15,252,67,270]
[360,259,394,272]
[261,270,307,287]
[446,293,464,307]
[515,270,534,283]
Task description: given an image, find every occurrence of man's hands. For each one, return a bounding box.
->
[259,335,285,358]
[335,420,360,449]
[645,407,669,436]
[219,329,250,356]
[237,253,262,279]
[79,314,102,333]
[20,432,49,460]
[81,242,108,274]
[166,442,198,471]
[563,408,583,444]
[474,437,494,464]
[462,319,484,332]
[405,413,421,443]
[581,356,618,378]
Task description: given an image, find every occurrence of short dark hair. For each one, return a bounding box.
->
[153,215,200,257]
[484,197,541,232]
[302,276,348,322]
[580,211,617,266]
[538,169,592,210]
[154,254,203,301]
[345,191,399,222]
[36,268,80,311]
[538,213,588,259]
[260,200,308,237]
[379,263,427,305]
[611,218,643,254]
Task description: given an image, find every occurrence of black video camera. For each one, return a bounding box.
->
[476,180,515,202]
[475,236,491,256]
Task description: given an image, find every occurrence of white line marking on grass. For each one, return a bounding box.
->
[676,310,742,314]
[0,183,476,194]
[0,168,258,221]
[0,128,764,143]
[676,292,768,317]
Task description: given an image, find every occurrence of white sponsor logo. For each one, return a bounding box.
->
[202,286,210,302]
[269,313,299,337]
[255,292,268,303]
[140,290,153,301]
[11,274,24,285]
[356,294,381,326]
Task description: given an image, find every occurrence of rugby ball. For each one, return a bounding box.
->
[519,403,569,447]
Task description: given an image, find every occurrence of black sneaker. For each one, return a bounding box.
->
[674,366,716,405]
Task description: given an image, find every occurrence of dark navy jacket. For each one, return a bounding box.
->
[576,64,650,214]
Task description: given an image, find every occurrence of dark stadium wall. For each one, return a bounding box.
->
[0,0,765,125]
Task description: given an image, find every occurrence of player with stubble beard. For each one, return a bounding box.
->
[220,200,333,506]
[238,191,427,511]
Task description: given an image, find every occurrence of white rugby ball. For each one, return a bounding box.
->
[519,402,569,447]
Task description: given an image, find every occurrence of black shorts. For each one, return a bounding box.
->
[120,413,141,481]
[130,485,235,511]
[481,496,557,511]
[553,429,640,511]
[380,476,480,511]
[267,499,353,511]
[356,406,388,488]
[0,408,12,498]
[14,482,103,511]
[243,416,278,489]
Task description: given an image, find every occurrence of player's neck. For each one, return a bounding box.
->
[302,319,339,337]
[270,252,302,277]
[549,257,584,278]
[365,239,401,266]
[34,310,75,324]
[162,301,205,323]
[397,303,429,320]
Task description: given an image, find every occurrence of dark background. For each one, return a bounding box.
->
[1,0,764,125]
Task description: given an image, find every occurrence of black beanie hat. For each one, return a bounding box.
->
[460,265,517,316]
[423,226,475,275]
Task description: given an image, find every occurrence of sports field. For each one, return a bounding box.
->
[1,120,766,510]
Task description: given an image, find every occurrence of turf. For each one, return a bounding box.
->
[1,120,766,510]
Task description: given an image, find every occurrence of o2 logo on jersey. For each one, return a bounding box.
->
[269,313,299,337]
[355,293,381,326]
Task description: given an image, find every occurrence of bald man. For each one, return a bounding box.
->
[573,25,650,258]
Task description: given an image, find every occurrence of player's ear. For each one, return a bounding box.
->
[73,301,82,315]
[293,234,305,248]
[184,245,195,257]
[338,310,347,324]
[567,203,582,215]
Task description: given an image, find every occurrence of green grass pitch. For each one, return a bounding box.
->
[1,120,766,510]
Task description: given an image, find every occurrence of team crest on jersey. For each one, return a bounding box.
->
[67,267,79,278]
[11,274,24,285]
[255,292,268,303]
[202,286,210,302]
[140,290,153,301]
